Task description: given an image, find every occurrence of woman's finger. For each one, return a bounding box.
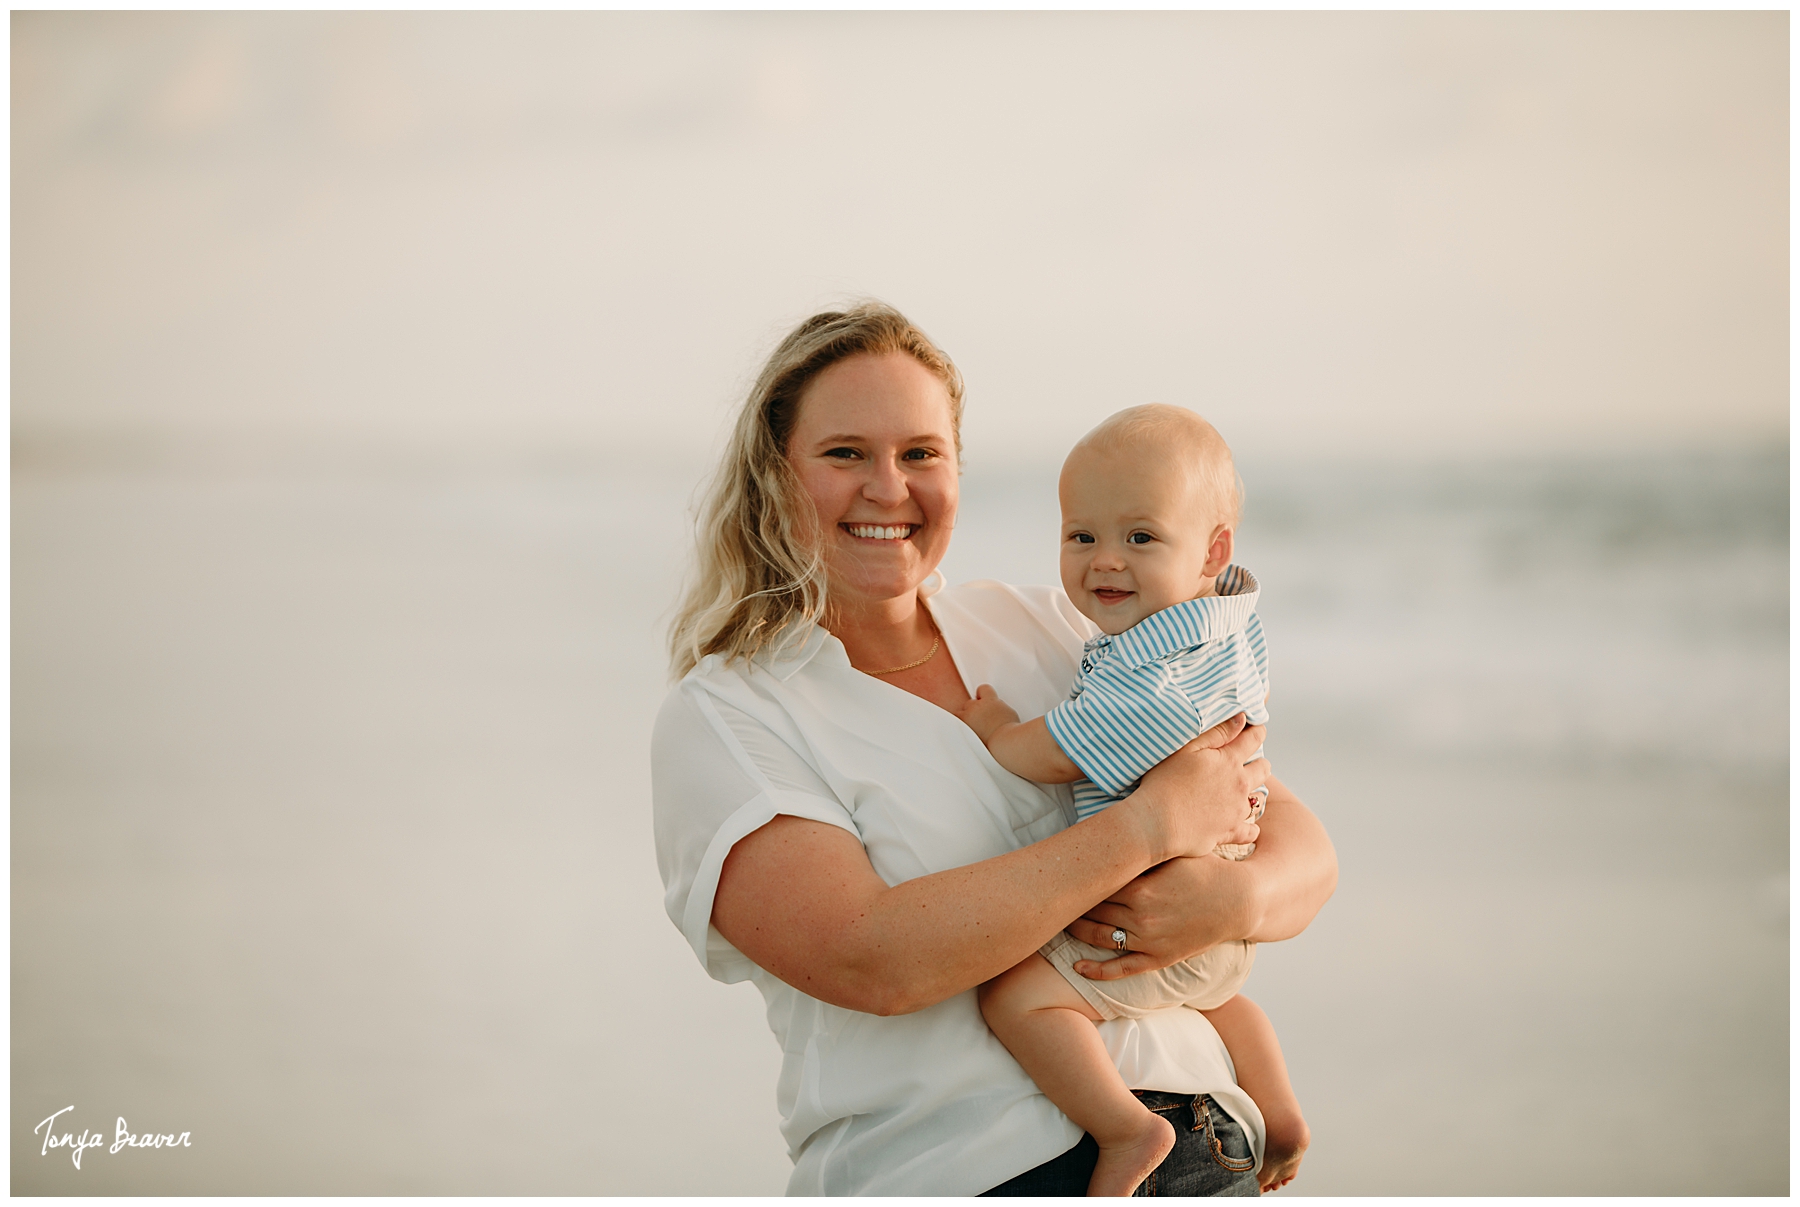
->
[1072,951,1173,981]
[1187,712,1247,751]
[1222,820,1260,848]
[1065,912,1135,949]
[1220,721,1266,762]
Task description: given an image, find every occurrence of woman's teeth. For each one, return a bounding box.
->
[845,524,914,540]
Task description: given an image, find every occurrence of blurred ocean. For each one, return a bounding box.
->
[12,441,1787,1194]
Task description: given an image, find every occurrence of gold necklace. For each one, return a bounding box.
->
[862,620,941,676]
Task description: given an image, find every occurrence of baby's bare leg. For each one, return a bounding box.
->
[980,954,1173,1196]
[1199,995,1310,1193]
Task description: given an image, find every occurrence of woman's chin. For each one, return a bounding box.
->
[830,562,937,607]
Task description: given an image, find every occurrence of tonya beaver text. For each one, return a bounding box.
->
[34,1105,192,1169]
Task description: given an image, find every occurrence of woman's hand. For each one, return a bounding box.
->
[1066,775,1337,980]
[1065,855,1253,979]
[1122,716,1268,864]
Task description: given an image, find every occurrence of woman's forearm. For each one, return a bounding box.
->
[1238,775,1337,943]
[714,807,1162,1016]
[713,724,1270,1016]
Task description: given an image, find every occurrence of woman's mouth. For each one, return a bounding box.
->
[842,523,918,541]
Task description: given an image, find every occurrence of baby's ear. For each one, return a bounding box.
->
[1202,525,1235,577]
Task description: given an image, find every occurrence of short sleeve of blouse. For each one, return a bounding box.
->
[651,678,860,983]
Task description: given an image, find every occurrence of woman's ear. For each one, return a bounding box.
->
[1202,525,1235,578]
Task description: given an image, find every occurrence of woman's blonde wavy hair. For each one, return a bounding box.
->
[667,302,964,680]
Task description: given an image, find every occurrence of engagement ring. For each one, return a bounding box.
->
[1111,928,1128,953]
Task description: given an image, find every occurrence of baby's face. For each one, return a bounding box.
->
[1058,444,1230,635]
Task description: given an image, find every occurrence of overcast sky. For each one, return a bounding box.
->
[13,11,1788,466]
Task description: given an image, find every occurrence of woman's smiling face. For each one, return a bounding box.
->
[787,351,960,613]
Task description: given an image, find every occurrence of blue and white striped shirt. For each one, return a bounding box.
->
[1044,564,1270,822]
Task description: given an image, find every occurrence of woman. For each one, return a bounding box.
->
[652,303,1336,1195]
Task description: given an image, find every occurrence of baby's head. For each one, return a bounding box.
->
[1059,405,1243,635]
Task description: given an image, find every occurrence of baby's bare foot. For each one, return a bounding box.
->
[1257,1115,1310,1194]
[1087,1111,1176,1196]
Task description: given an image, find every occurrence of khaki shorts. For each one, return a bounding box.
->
[1039,931,1256,1019]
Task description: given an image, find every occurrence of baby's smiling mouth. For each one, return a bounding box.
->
[842,523,919,541]
[1091,588,1134,604]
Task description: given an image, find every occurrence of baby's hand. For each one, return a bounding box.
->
[957,685,1021,744]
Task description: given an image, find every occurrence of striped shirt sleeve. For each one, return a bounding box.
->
[1171,617,1271,733]
[1044,658,1206,799]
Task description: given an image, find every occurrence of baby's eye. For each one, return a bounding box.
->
[1127,532,1155,545]
[1069,533,1095,545]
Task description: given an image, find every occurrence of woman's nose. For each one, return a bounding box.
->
[861,458,909,507]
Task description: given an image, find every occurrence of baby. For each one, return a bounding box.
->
[958,405,1307,1196]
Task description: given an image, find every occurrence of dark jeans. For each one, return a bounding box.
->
[982,1092,1259,1197]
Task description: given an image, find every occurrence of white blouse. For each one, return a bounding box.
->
[651,579,1265,1196]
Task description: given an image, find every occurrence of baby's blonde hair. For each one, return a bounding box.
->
[1072,404,1244,528]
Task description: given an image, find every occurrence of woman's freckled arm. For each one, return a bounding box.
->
[712,800,1169,1016]
[711,724,1271,1014]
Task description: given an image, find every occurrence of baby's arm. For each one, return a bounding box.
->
[957,685,1085,784]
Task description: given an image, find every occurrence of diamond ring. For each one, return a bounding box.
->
[1111,928,1128,953]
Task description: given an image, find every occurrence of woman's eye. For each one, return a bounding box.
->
[824,447,860,461]
[1127,532,1154,545]
[902,448,934,462]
